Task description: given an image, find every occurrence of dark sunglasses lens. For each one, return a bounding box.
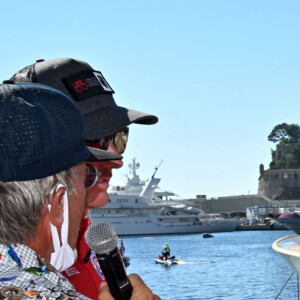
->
[85,164,97,189]
[113,127,129,154]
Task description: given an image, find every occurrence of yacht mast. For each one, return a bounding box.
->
[152,160,163,178]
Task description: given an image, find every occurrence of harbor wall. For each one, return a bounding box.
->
[180,195,281,217]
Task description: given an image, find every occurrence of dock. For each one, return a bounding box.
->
[236,223,289,231]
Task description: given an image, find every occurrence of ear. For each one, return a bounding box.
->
[49,187,66,227]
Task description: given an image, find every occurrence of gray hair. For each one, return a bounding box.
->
[0,169,77,245]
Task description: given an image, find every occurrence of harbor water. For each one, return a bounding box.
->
[123,229,300,300]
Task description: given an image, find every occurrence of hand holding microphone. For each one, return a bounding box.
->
[86,222,132,300]
[99,274,161,300]
[86,222,160,300]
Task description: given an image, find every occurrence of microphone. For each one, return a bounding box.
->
[86,222,133,300]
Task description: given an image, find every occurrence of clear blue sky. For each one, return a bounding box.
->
[1,1,300,199]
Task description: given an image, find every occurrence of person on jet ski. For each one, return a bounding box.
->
[161,242,171,260]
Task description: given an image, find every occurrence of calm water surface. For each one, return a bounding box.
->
[123,230,299,300]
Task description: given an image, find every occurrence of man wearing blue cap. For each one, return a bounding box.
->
[0,83,159,300]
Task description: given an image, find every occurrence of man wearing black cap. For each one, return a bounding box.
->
[0,83,159,300]
[10,58,159,299]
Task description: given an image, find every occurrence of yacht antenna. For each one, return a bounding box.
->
[129,158,140,176]
[152,160,163,178]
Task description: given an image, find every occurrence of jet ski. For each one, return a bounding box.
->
[155,255,177,265]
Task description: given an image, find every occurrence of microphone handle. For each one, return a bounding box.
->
[96,247,133,300]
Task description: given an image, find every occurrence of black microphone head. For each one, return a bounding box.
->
[86,222,119,254]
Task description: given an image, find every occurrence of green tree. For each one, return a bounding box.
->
[290,144,300,167]
[288,124,300,143]
[286,154,298,168]
[268,123,300,144]
[268,123,289,143]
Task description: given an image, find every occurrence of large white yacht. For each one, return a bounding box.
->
[89,159,240,235]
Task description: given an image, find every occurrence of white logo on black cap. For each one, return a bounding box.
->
[93,72,113,93]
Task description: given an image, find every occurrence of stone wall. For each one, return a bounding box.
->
[182,194,279,217]
[258,169,300,200]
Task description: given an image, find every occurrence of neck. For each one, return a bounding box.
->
[26,205,54,261]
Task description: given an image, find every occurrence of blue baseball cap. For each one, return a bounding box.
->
[0,83,122,182]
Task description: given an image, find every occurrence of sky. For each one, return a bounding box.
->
[1,1,300,199]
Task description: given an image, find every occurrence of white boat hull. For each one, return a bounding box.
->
[90,214,239,235]
[273,235,300,276]
[155,258,174,265]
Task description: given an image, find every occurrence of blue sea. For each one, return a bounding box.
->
[123,230,300,300]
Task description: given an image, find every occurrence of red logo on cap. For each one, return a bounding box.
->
[73,80,89,93]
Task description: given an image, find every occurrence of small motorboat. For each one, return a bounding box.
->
[155,255,176,266]
[203,233,214,238]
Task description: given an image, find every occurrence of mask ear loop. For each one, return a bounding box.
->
[48,184,67,251]
[60,186,69,246]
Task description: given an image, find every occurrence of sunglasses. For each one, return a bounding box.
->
[86,127,129,155]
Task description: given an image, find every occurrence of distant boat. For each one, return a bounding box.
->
[203,233,214,238]
[272,212,300,234]
[89,159,239,235]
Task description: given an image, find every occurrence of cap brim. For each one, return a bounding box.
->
[83,105,158,140]
[86,146,122,162]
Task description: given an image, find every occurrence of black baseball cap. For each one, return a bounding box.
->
[0,83,122,182]
[10,58,158,140]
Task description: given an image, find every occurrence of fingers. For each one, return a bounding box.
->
[98,282,114,300]
[128,273,161,300]
[98,274,161,300]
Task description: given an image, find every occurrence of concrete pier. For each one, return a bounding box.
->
[237,223,289,231]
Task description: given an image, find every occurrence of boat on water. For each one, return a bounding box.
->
[89,159,240,236]
[155,256,177,266]
[271,212,300,234]
[273,235,300,276]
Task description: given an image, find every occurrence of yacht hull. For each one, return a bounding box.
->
[90,214,239,235]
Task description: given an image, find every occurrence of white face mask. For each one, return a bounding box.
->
[48,184,77,272]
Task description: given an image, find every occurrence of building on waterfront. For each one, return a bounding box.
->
[177,128,300,218]
[246,205,296,223]
[176,194,284,218]
[180,164,300,218]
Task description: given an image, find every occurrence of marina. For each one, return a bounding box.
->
[123,230,297,300]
